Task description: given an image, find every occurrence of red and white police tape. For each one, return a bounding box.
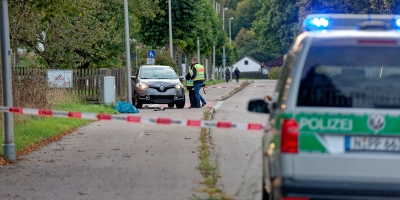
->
[0,106,265,131]
[204,85,275,89]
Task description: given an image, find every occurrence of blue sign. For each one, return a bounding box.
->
[147,49,156,58]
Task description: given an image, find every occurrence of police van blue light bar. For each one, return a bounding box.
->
[303,14,400,31]
[304,17,329,30]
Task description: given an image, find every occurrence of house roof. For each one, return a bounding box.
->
[262,55,285,68]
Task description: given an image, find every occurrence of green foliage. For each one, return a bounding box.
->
[233,0,262,38]
[267,66,281,80]
[8,0,159,69]
[253,0,299,55]
[137,0,222,57]
[234,28,273,62]
[132,46,177,73]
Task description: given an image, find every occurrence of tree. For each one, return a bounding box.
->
[253,0,299,55]
[9,0,159,69]
[233,0,262,39]
[137,0,223,73]
[234,28,272,63]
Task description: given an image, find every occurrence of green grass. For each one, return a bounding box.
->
[17,56,36,68]
[0,102,118,155]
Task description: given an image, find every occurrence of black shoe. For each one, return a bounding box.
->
[201,103,207,107]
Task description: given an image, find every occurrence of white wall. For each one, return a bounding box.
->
[232,57,261,72]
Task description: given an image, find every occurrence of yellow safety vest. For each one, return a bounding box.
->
[187,69,194,86]
[193,64,205,81]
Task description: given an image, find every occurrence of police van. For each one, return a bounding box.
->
[248,14,400,200]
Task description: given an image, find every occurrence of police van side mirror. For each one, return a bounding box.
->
[248,99,270,114]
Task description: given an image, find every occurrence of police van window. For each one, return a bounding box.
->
[297,45,400,108]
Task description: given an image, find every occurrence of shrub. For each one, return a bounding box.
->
[267,66,282,79]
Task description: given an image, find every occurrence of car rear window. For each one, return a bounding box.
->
[297,45,400,108]
[140,67,178,79]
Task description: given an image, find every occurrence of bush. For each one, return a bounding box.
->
[0,69,76,125]
[132,47,177,73]
[267,66,282,79]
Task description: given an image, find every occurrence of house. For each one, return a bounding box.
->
[231,56,262,72]
[261,54,287,69]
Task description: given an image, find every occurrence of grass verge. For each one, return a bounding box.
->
[0,102,118,164]
[191,107,234,200]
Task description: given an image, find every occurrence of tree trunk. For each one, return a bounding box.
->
[186,52,194,74]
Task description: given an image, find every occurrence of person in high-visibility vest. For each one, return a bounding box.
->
[190,57,207,108]
[185,67,197,109]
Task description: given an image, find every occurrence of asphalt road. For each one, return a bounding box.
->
[210,80,276,200]
[0,79,276,200]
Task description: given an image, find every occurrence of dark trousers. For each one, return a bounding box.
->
[188,86,197,107]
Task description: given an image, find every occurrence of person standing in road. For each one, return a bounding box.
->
[185,66,197,109]
[225,67,230,83]
[190,57,207,108]
[234,67,240,83]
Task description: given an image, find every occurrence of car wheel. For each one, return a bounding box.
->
[133,93,142,108]
[175,96,185,109]
[168,103,175,108]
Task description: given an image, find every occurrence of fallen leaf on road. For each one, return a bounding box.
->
[192,151,196,153]
[184,137,191,139]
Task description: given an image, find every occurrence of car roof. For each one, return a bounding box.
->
[140,65,172,68]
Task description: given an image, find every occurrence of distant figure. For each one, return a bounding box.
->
[225,68,230,83]
[234,67,240,83]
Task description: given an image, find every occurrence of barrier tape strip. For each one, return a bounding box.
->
[204,85,275,89]
[0,106,265,131]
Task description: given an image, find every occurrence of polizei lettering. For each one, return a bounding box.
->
[299,117,353,131]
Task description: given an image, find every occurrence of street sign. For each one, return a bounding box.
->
[262,68,269,74]
[146,58,155,65]
[147,49,156,58]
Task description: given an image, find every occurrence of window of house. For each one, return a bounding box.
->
[244,60,248,65]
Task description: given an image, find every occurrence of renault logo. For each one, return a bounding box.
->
[367,114,385,133]
[159,85,164,91]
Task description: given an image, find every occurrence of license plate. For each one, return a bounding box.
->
[345,136,400,152]
[155,99,169,103]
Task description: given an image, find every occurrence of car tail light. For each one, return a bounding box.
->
[281,118,299,153]
[282,197,310,200]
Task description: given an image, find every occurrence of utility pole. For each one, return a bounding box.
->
[0,0,15,161]
[197,37,200,64]
[213,45,215,83]
[124,0,132,104]
[168,0,173,59]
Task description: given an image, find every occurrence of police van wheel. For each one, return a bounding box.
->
[168,103,174,108]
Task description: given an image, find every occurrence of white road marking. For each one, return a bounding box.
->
[213,101,224,109]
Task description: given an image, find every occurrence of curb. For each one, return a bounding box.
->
[216,80,252,101]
